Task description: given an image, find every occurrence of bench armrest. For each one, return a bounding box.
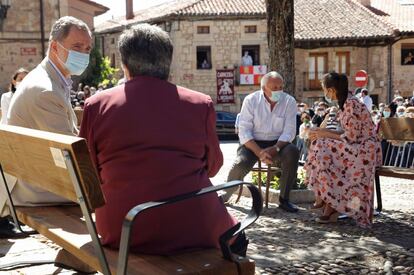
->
[117,180,262,274]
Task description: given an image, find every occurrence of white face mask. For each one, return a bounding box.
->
[383,111,391,118]
[299,107,305,112]
[270,90,283,102]
[15,82,21,89]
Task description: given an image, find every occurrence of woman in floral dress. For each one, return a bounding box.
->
[305,72,382,226]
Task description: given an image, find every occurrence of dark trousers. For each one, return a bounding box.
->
[225,140,299,202]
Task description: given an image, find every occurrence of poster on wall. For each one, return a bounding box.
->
[216,69,235,104]
[239,65,267,85]
[401,43,414,65]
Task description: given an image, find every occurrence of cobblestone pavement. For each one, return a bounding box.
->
[0,141,413,274]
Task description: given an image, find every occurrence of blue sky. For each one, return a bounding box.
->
[94,0,174,25]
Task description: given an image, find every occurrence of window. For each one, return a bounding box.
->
[401,43,414,65]
[111,38,115,44]
[111,53,116,67]
[335,52,350,75]
[197,26,210,34]
[241,45,260,66]
[308,53,328,90]
[196,46,211,70]
[244,25,257,33]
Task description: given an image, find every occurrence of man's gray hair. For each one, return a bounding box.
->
[261,71,284,89]
[118,24,173,80]
[49,16,91,42]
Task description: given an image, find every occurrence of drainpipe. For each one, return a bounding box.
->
[39,0,46,58]
[387,43,392,103]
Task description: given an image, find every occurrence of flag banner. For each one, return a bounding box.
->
[240,65,267,85]
[217,69,235,104]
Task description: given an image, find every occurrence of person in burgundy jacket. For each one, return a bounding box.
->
[79,24,242,255]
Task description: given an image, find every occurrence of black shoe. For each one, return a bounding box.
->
[0,217,27,239]
[278,199,299,213]
[230,231,249,257]
[0,224,26,239]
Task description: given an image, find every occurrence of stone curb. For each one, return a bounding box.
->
[241,186,315,203]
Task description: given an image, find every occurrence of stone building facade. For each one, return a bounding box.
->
[95,0,414,111]
[0,0,107,92]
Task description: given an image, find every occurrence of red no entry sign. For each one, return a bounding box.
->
[355,70,368,87]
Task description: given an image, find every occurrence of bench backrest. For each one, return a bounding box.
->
[0,125,105,210]
[380,118,414,168]
[74,108,83,126]
[380,117,414,141]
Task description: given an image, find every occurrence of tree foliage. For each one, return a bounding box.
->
[80,46,119,88]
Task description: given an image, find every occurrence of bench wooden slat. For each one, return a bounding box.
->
[1,125,255,274]
[16,206,249,275]
[376,166,414,179]
[0,125,104,210]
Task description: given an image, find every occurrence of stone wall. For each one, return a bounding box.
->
[98,32,121,74]
[168,19,269,113]
[392,37,414,98]
[0,0,102,92]
[0,0,60,92]
[297,46,389,105]
[96,17,409,110]
[168,19,390,110]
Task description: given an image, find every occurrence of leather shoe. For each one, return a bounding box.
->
[0,218,27,239]
[278,199,299,213]
[55,249,96,274]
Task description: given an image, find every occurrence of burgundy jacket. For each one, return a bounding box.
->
[79,76,236,254]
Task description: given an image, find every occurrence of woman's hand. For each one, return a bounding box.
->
[308,128,322,142]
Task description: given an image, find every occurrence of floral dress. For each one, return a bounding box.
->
[305,97,382,227]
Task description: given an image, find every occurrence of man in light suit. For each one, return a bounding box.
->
[0,17,91,236]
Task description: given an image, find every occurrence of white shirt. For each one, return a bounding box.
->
[1,91,13,124]
[242,55,253,66]
[238,90,297,145]
[362,95,373,111]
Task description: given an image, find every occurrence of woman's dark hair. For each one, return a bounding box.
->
[10,68,29,93]
[300,112,311,122]
[322,72,349,110]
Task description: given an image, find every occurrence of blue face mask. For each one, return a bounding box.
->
[270,90,283,102]
[383,111,391,118]
[57,42,90,76]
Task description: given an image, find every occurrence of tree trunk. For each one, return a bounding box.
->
[266,0,295,96]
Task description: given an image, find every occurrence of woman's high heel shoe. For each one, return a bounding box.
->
[315,211,340,224]
[309,202,325,212]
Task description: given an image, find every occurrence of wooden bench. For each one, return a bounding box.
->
[0,125,262,274]
[375,117,414,212]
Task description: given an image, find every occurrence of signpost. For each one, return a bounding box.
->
[355,70,368,87]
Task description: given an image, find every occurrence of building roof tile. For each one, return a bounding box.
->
[95,0,397,41]
[367,0,414,33]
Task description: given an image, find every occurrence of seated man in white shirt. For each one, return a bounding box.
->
[223,71,299,212]
[361,88,373,111]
